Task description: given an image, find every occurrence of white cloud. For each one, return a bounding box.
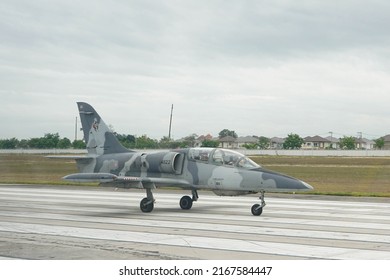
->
[1,0,390,141]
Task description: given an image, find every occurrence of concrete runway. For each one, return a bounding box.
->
[0,184,389,260]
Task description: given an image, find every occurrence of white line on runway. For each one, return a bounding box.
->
[1,211,389,243]
[1,221,389,260]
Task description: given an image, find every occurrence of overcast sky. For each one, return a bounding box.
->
[1,0,390,141]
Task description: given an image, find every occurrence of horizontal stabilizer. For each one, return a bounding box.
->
[46,155,95,160]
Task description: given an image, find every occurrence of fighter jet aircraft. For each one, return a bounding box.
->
[61,102,313,216]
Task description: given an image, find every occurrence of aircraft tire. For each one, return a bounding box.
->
[140,198,154,213]
[179,195,193,210]
[251,204,263,216]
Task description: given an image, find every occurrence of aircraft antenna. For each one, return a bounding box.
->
[168,104,173,140]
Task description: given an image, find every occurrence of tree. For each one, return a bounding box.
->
[258,136,270,149]
[72,140,86,149]
[18,139,29,149]
[218,129,237,139]
[283,133,304,150]
[160,138,192,148]
[201,139,220,147]
[374,137,385,150]
[0,138,19,149]
[28,137,44,148]
[57,137,72,149]
[135,135,158,149]
[25,133,72,149]
[339,136,356,150]
[183,134,198,147]
[159,136,173,149]
[116,134,136,148]
[242,143,258,150]
[42,133,60,148]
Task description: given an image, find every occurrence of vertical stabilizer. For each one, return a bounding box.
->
[77,102,130,155]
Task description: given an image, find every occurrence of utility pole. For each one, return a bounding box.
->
[168,104,173,140]
[75,116,78,141]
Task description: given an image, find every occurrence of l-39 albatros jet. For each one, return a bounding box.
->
[61,102,313,216]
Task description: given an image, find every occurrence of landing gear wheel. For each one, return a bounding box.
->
[179,195,193,210]
[140,197,154,213]
[251,190,266,216]
[251,204,263,216]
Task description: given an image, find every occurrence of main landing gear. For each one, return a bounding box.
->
[140,188,155,213]
[140,189,199,213]
[251,190,266,216]
[140,188,266,216]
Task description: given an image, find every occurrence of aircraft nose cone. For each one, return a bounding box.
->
[258,168,314,191]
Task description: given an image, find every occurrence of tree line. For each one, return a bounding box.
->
[0,132,219,150]
[0,130,385,150]
[0,133,86,149]
[0,129,236,150]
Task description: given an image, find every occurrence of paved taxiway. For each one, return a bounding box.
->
[0,184,389,260]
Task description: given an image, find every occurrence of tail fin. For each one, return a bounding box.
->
[77,102,130,156]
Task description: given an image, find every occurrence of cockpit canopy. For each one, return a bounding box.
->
[188,148,260,169]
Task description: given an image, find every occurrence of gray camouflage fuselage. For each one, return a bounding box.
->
[76,148,311,195]
[62,102,313,215]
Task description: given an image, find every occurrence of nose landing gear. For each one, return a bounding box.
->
[179,195,193,210]
[251,191,266,216]
[179,190,199,210]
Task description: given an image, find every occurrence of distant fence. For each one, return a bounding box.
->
[2,149,390,157]
[241,149,390,157]
[0,149,87,154]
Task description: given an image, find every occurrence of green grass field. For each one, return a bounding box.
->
[0,154,78,185]
[251,156,390,196]
[0,153,389,197]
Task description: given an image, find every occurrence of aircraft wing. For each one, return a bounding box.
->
[63,173,192,189]
[46,155,91,159]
